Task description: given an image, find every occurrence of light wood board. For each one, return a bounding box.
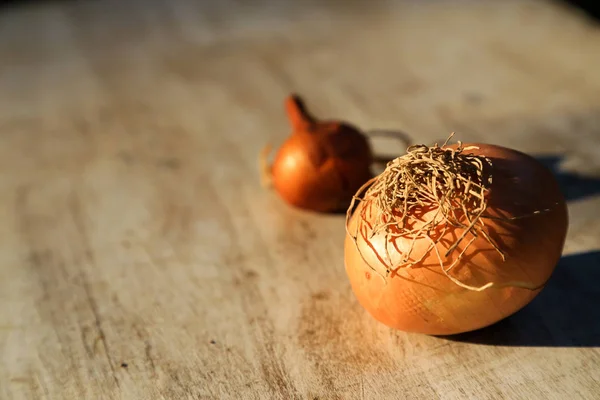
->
[1,0,600,399]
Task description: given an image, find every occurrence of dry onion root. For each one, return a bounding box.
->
[344,134,568,335]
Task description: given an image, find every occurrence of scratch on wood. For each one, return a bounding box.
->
[211,186,299,399]
[360,376,365,400]
[82,275,119,386]
[253,317,297,399]
[92,333,106,355]
[145,342,157,378]
[134,325,158,379]
[80,326,94,357]
[9,377,33,400]
[35,371,51,400]
[297,291,393,396]
[15,187,87,398]
[10,371,50,400]
[166,368,200,398]
[70,191,120,387]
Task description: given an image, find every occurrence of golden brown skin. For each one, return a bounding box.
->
[344,144,568,335]
[272,96,373,213]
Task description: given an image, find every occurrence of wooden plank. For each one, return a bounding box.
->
[1,0,599,398]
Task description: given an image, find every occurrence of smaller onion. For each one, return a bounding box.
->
[262,95,374,213]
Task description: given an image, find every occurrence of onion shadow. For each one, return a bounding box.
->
[535,155,600,202]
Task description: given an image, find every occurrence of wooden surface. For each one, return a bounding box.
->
[1,0,600,399]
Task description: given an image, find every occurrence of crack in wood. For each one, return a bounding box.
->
[69,191,120,388]
[133,324,158,379]
[14,187,89,399]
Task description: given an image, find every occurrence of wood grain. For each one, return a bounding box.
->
[1,0,600,399]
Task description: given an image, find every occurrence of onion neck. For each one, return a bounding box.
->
[285,95,317,132]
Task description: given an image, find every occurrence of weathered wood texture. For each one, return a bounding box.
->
[1,0,600,399]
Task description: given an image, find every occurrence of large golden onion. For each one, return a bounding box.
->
[344,142,568,335]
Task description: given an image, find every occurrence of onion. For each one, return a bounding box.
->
[344,137,568,335]
[262,95,374,213]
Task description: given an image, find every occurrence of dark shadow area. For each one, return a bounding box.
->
[0,0,72,8]
[1,0,598,27]
[441,250,600,347]
[561,0,600,21]
[535,155,600,202]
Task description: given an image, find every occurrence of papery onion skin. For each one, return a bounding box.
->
[271,96,373,213]
[344,143,568,335]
